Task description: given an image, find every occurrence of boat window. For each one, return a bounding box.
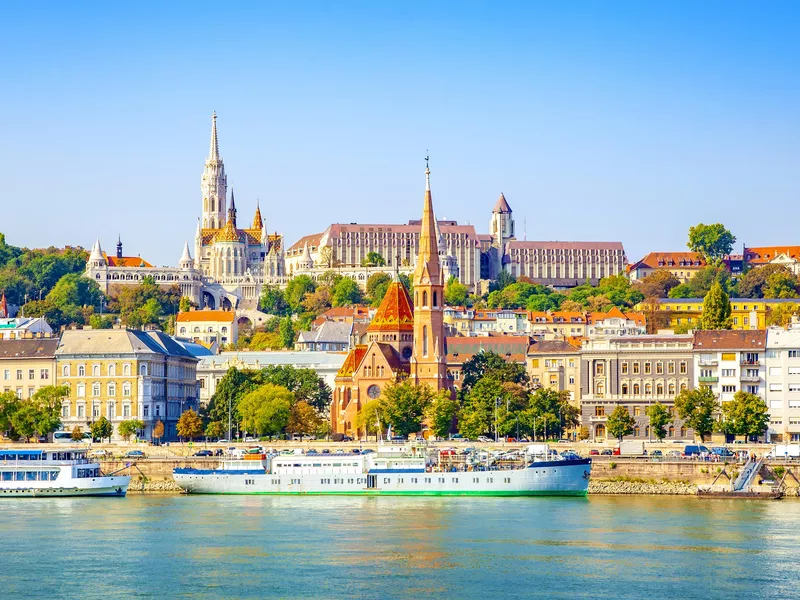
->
[50,471,59,480]
[15,472,24,481]
[26,471,36,481]
[1,472,11,481]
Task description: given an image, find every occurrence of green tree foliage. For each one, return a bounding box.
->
[207,368,262,429]
[71,426,84,441]
[521,388,579,441]
[238,384,293,437]
[361,252,386,267]
[458,351,528,400]
[0,241,88,307]
[21,272,105,329]
[763,270,800,299]
[380,380,435,437]
[288,400,322,435]
[491,270,516,292]
[179,296,198,313]
[688,223,736,263]
[0,390,22,434]
[606,405,636,441]
[284,275,316,314]
[89,314,114,329]
[259,285,290,316]
[718,391,770,442]
[674,387,718,442]
[356,400,384,439]
[91,416,113,442]
[205,420,226,439]
[0,233,23,268]
[487,281,564,311]
[459,379,528,440]
[398,273,413,298]
[635,271,680,299]
[176,409,204,440]
[109,277,180,329]
[646,402,671,441]
[444,276,469,307]
[667,266,734,299]
[699,281,733,330]
[766,303,800,327]
[118,419,145,441]
[300,286,332,318]
[7,385,68,440]
[366,273,391,306]
[425,391,460,438]
[279,316,296,349]
[567,275,644,309]
[331,277,363,307]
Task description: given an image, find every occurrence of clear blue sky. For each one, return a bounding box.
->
[2,1,798,266]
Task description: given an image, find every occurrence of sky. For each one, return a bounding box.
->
[1,1,798,266]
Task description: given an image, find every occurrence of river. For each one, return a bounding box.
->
[1,495,798,599]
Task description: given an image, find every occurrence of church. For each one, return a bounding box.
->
[331,162,449,437]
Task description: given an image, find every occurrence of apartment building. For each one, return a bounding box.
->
[765,325,800,442]
[0,339,59,400]
[692,330,766,403]
[527,340,581,405]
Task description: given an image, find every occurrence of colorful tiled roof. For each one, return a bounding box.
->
[744,246,800,264]
[336,344,368,378]
[367,281,414,332]
[103,253,153,268]
[630,252,706,270]
[693,330,766,350]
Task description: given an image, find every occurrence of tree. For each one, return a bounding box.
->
[331,277,363,307]
[763,270,800,299]
[366,273,391,306]
[89,314,113,329]
[284,275,316,314]
[259,365,332,412]
[91,416,113,442]
[205,421,226,440]
[766,303,800,327]
[279,316,296,349]
[118,419,145,442]
[259,285,290,316]
[0,390,21,435]
[288,400,322,436]
[238,383,294,437]
[674,387,717,442]
[179,296,198,313]
[578,426,590,441]
[459,351,528,399]
[738,264,793,299]
[29,385,68,437]
[688,223,736,263]
[520,388,577,440]
[71,426,84,442]
[176,409,204,440]
[153,420,165,442]
[301,286,332,317]
[646,402,671,442]
[635,271,680,299]
[424,391,459,439]
[356,400,384,440]
[699,280,732,330]
[444,275,469,307]
[606,405,636,441]
[718,391,770,442]
[361,251,386,267]
[10,403,39,441]
[380,380,435,437]
[316,246,334,268]
[492,270,516,292]
[460,378,529,440]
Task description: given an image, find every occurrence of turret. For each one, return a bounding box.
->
[179,241,194,270]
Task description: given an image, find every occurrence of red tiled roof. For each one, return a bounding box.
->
[693,330,766,350]
[336,345,368,378]
[744,246,800,264]
[367,282,414,332]
[103,253,153,268]
[506,241,625,251]
[631,252,706,270]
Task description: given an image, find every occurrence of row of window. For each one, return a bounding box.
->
[2,369,49,381]
[595,405,677,417]
[620,361,687,376]
[62,402,133,419]
[72,382,133,398]
[618,382,687,396]
[594,424,687,438]
[0,471,61,482]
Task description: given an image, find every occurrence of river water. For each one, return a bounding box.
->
[1,495,798,599]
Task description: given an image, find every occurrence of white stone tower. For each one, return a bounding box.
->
[201,112,228,229]
[490,193,515,278]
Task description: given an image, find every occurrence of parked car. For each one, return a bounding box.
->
[125,450,146,459]
[650,450,663,458]
[361,449,374,455]
[342,436,353,442]
[193,450,213,457]
[352,449,361,454]
[558,439,570,444]
[560,450,580,460]
[666,450,682,458]
[88,449,111,458]
[306,449,318,455]
[711,447,735,457]
[321,449,331,454]
[600,449,613,456]
[477,436,493,443]
[449,434,466,442]
[589,449,600,456]
[683,445,710,457]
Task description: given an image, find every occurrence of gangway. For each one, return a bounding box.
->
[732,458,763,492]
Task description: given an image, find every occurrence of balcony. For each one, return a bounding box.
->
[698,376,719,383]
[740,375,761,383]
[698,359,718,367]
[740,360,760,367]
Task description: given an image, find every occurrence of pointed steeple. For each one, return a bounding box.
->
[89,239,104,263]
[493,192,512,214]
[209,111,220,161]
[179,241,193,269]
[227,188,237,227]
[195,218,202,239]
[253,200,263,230]
[116,236,123,259]
[414,158,441,285]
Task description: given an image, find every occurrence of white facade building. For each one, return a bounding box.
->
[765,324,800,442]
[692,330,766,405]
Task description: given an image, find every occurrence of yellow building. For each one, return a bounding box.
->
[55,329,199,441]
[636,298,800,331]
[526,340,581,406]
[0,339,59,400]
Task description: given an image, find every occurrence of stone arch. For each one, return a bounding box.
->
[221,296,233,311]
[202,292,216,310]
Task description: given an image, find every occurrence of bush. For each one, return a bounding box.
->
[609,462,617,469]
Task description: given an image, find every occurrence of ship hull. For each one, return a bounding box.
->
[174,459,591,497]
[0,476,131,498]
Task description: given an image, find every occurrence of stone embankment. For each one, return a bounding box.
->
[589,479,698,495]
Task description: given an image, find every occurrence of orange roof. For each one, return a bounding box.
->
[744,246,800,264]
[321,306,371,319]
[588,309,646,326]
[176,310,235,323]
[367,281,414,333]
[336,344,368,378]
[103,253,153,268]
[287,233,324,254]
[528,311,586,324]
[631,252,706,270]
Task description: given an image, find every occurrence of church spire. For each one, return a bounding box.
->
[228,188,237,227]
[209,111,220,161]
[414,156,441,285]
[253,200,263,230]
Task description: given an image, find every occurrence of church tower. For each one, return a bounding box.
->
[201,112,228,229]
[410,160,447,391]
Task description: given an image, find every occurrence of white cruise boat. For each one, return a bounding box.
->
[0,448,130,497]
[174,443,591,497]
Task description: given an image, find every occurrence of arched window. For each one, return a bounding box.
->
[222,327,227,334]
[92,382,100,396]
[595,424,606,439]
[180,327,186,335]
[668,426,675,437]
[108,364,116,377]
[633,383,640,395]
[62,365,70,377]
[78,365,85,377]
[621,383,629,395]
[77,383,86,397]
[123,364,131,376]
[92,365,100,376]
[433,291,437,307]
[680,427,687,438]
[422,291,428,306]
[140,364,147,376]
[680,382,687,392]
[656,383,664,395]
[423,325,428,356]
[634,426,640,437]
[668,383,676,396]
[644,383,652,395]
